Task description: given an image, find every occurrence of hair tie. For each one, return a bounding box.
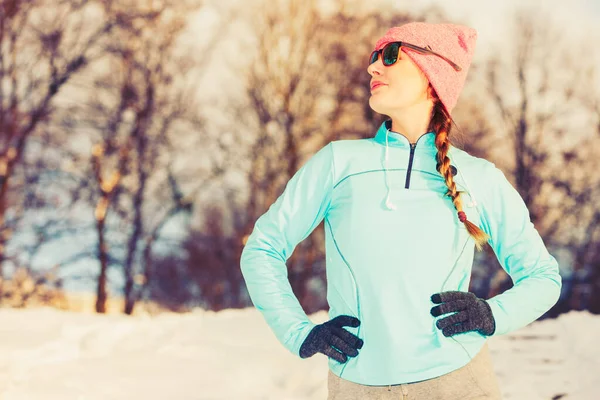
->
[458,211,467,222]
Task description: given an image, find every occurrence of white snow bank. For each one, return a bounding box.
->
[0,306,596,399]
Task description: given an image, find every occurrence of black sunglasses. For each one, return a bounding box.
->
[369,41,462,72]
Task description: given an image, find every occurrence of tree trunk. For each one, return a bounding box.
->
[123,182,145,315]
[95,199,109,313]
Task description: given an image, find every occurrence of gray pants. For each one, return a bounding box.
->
[327,342,502,399]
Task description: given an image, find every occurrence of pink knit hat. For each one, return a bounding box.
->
[373,22,478,115]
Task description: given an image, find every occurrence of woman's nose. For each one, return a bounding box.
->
[368,58,383,75]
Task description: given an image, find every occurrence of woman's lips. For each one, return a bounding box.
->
[371,83,386,91]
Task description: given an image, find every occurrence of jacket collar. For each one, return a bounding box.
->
[373,119,437,153]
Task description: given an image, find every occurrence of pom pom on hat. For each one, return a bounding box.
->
[373,22,478,115]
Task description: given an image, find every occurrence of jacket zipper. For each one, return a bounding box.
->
[405,142,416,189]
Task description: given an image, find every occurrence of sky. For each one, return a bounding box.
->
[402,0,600,40]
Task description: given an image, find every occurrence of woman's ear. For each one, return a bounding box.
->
[426,83,435,100]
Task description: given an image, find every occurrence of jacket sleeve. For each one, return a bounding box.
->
[479,163,562,337]
[240,142,335,357]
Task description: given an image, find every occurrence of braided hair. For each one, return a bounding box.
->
[427,85,490,251]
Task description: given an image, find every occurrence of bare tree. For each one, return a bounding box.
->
[9,0,240,315]
[75,1,204,314]
[483,8,600,313]
[485,9,592,231]
[562,64,600,312]
[0,0,126,300]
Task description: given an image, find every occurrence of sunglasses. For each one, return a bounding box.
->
[369,41,462,72]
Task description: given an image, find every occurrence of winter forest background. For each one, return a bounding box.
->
[0,0,599,399]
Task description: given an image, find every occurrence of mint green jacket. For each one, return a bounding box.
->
[240,119,562,385]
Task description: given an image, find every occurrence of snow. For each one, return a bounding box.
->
[0,306,597,399]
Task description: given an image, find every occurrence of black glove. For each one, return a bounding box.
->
[299,315,364,363]
[430,291,496,337]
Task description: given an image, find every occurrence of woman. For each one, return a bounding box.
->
[240,22,562,399]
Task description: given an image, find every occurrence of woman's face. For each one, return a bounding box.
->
[367,47,431,115]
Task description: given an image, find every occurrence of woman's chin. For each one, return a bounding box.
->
[368,99,386,115]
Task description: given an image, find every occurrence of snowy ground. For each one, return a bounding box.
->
[0,306,597,400]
